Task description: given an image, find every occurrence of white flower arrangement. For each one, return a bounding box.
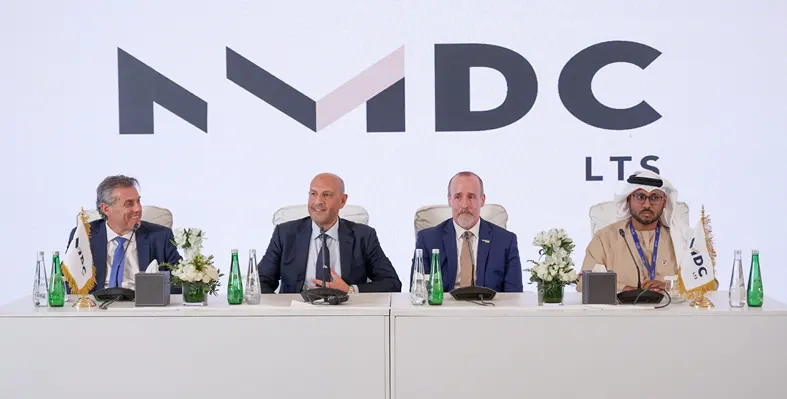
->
[526,228,579,286]
[173,228,205,261]
[162,228,223,296]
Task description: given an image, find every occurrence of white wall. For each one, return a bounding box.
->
[1,1,785,305]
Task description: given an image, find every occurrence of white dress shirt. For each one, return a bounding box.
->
[305,220,342,285]
[453,220,480,285]
[106,223,140,289]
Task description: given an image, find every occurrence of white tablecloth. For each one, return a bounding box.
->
[390,291,787,399]
[0,293,391,399]
[3,290,785,399]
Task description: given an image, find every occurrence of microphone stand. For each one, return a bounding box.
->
[301,225,348,305]
[616,227,665,305]
[467,244,492,306]
[320,227,328,287]
[96,223,139,309]
[450,233,496,304]
[619,228,644,291]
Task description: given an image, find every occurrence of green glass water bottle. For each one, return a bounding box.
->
[746,249,763,307]
[227,249,243,305]
[47,251,65,307]
[428,249,443,305]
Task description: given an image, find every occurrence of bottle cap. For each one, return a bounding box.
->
[415,248,423,256]
[752,249,759,255]
[231,249,238,254]
[432,249,439,254]
[249,249,256,256]
[53,250,60,255]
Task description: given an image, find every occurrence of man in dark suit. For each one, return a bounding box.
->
[259,173,401,293]
[67,175,181,293]
[411,171,523,292]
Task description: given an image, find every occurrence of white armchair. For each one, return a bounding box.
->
[588,201,690,236]
[272,205,370,225]
[77,206,174,228]
[413,204,509,235]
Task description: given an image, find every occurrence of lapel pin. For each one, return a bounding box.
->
[482,239,490,244]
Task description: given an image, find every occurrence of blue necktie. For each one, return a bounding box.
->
[316,234,332,283]
[109,237,127,288]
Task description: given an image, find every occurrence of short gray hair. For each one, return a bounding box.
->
[447,171,484,196]
[96,175,139,219]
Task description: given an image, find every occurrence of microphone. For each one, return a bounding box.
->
[616,228,664,305]
[449,233,496,303]
[95,222,140,309]
[300,224,348,305]
[618,229,643,290]
[319,227,330,285]
[470,242,476,287]
[114,223,140,288]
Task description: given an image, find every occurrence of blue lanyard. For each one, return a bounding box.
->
[629,222,659,280]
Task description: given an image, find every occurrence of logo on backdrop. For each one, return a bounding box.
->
[117,41,662,135]
[585,155,660,181]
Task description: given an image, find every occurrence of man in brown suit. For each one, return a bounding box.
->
[578,171,684,293]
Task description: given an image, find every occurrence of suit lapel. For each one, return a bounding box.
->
[136,224,151,273]
[338,220,353,281]
[91,221,108,290]
[475,219,492,287]
[294,218,312,290]
[442,222,458,290]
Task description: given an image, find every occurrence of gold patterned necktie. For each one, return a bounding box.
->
[458,231,474,287]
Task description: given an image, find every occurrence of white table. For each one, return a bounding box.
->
[390,291,787,399]
[0,293,392,399]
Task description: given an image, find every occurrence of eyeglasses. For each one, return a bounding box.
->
[630,193,665,204]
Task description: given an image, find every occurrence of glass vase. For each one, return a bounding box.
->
[182,282,207,306]
[537,281,564,305]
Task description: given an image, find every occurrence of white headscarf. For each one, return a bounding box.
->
[614,170,691,265]
[615,170,676,226]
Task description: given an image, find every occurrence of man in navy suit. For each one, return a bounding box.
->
[67,175,181,293]
[259,173,401,294]
[411,171,523,292]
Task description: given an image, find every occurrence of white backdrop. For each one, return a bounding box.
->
[1,1,785,305]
